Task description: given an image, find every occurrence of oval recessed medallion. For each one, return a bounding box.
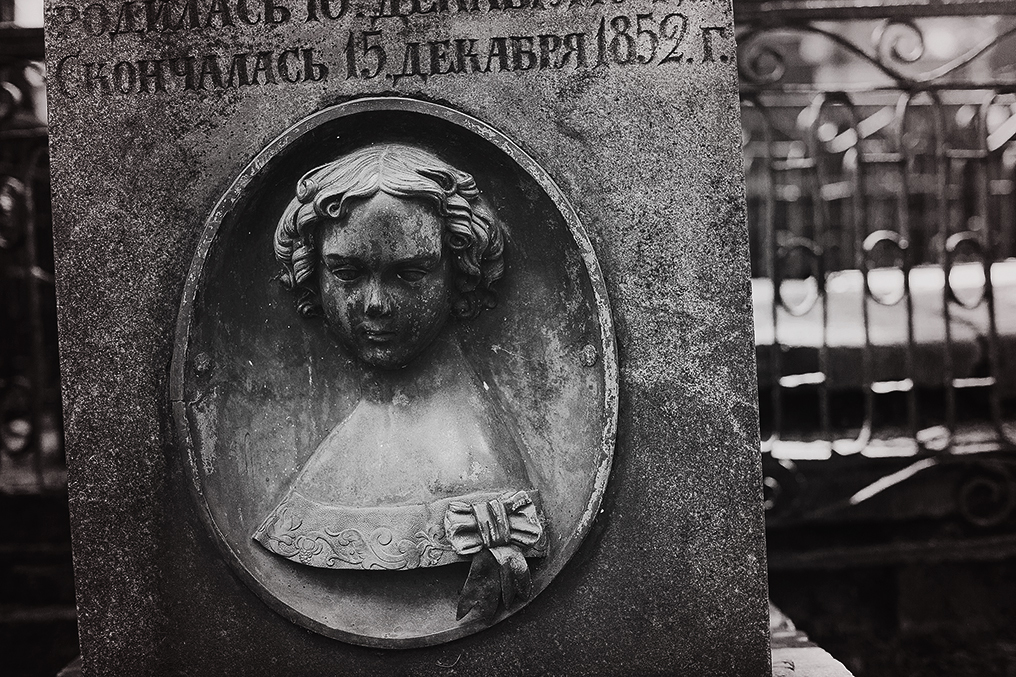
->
[171,97,617,648]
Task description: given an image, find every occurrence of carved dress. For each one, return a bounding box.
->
[253,337,546,605]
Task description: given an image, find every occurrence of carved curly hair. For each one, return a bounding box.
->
[274,144,505,319]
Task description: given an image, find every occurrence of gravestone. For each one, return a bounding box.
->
[44,0,769,672]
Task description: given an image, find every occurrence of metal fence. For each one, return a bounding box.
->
[736,1,1016,561]
[0,25,63,494]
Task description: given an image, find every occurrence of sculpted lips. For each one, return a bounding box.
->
[360,326,398,343]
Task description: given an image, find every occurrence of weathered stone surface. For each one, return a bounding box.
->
[45,0,769,672]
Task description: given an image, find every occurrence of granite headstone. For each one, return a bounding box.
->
[45,0,769,671]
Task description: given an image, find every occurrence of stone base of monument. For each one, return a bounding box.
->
[770,603,855,677]
[54,604,855,677]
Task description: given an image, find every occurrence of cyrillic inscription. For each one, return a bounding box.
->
[49,0,732,97]
[56,48,327,97]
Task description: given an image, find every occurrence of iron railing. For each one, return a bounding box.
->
[736,0,1016,561]
[0,24,63,494]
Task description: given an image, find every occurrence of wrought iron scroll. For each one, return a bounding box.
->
[739,6,1016,531]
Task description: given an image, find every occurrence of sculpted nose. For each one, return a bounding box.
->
[363,279,391,318]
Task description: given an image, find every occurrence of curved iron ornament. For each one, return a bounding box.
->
[738,19,1016,90]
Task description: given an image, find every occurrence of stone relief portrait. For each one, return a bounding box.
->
[252,144,547,620]
[172,99,617,647]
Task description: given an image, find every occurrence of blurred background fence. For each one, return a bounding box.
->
[1,8,81,676]
[0,23,59,496]
[4,0,1016,675]
[738,1,1016,674]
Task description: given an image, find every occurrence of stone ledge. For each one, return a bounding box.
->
[771,601,854,677]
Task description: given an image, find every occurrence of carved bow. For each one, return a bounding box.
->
[444,490,545,621]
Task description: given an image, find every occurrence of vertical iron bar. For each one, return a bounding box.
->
[849,96,875,454]
[980,94,1016,446]
[755,98,783,451]
[23,144,46,491]
[935,92,957,444]
[805,94,832,441]
[896,94,919,443]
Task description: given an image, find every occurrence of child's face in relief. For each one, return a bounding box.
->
[317,192,453,369]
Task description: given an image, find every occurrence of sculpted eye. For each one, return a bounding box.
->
[397,268,428,283]
[329,266,363,282]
